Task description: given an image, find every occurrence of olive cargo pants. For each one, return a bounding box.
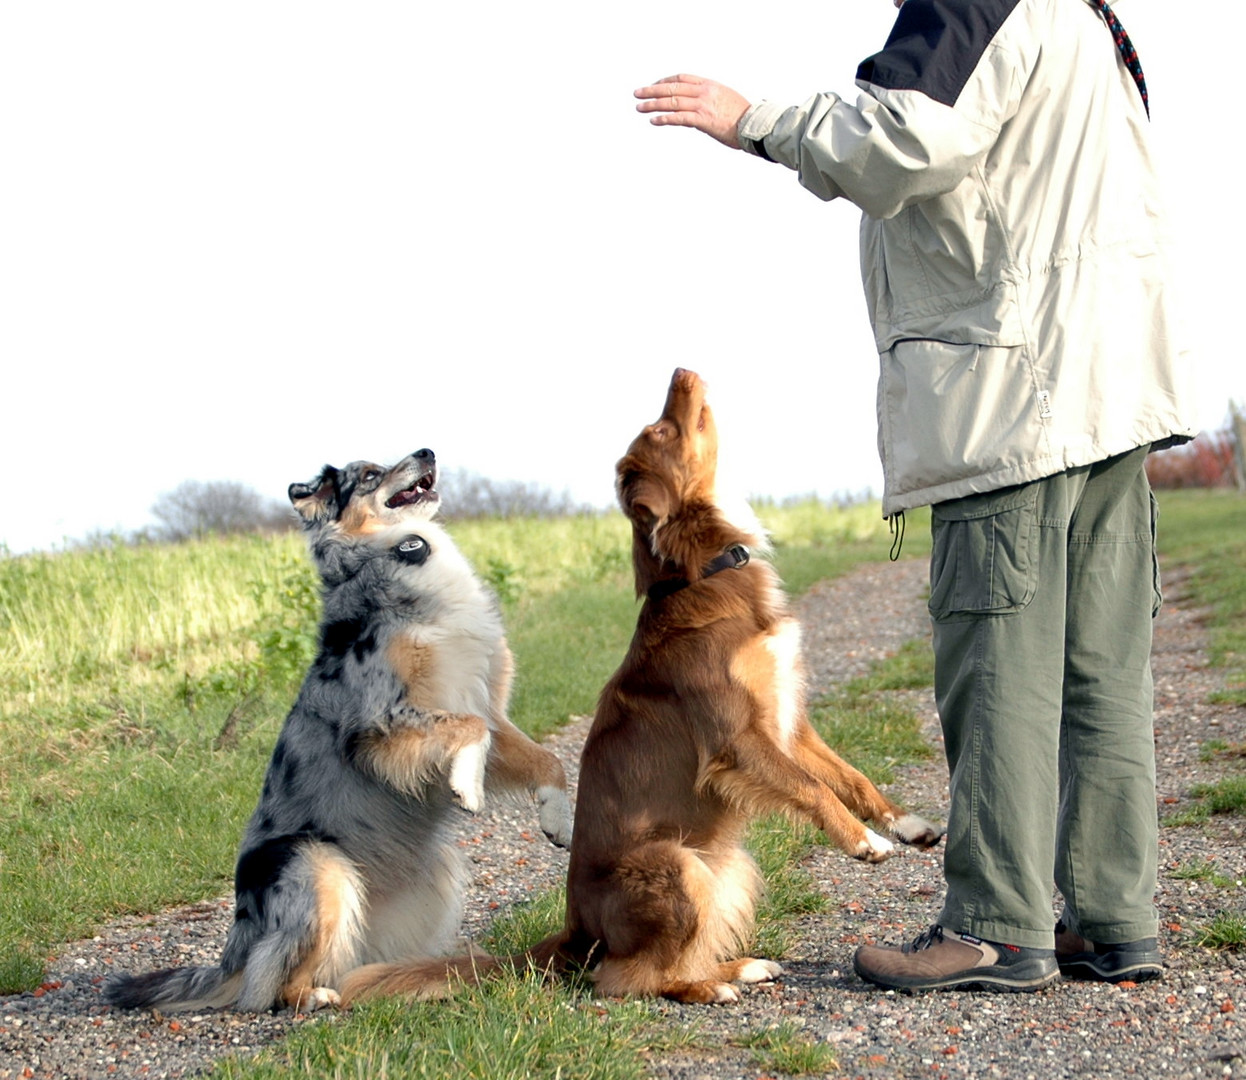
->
[929,446,1160,949]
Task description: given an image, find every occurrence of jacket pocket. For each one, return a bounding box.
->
[878,339,1045,502]
[928,483,1039,620]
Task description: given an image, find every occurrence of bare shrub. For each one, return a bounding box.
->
[437,468,592,520]
[151,480,293,541]
[1146,427,1239,490]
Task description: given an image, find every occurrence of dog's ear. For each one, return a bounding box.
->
[618,468,671,533]
[289,466,339,524]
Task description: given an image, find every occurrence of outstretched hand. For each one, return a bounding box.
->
[633,74,751,149]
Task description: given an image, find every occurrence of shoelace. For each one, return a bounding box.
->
[906,925,945,952]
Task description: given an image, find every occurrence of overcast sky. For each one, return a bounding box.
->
[2,1,1237,553]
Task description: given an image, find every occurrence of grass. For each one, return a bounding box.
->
[202,628,929,1080]
[0,499,908,996]
[737,1021,840,1075]
[1154,489,1246,705]
[1194,912,1246,951]
[1163,776,1246,827]
[3,487,1242,1075]
[1150,490,1246,958]
[1190,776,1246,816]
[1200,739,1246,763]
[210,976,657,1080]
[1168,859,1236,889]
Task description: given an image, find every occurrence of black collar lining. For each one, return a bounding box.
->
[646,544,751,602]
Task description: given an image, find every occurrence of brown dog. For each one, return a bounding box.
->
[342,369,941,1006]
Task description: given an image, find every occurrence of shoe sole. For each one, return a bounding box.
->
[1057,955,1163,984]
[853,956,1061,994]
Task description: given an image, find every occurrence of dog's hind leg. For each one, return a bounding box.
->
[281,843,366,1010]
[583,841,765,1004]
[233,840,366,1012]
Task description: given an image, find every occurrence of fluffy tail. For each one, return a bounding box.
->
[339,932,577,1006]
[103,966,243,1012]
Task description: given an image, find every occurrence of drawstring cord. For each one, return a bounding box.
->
[888,510,906,561]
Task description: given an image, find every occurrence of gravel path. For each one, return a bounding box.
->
[3,557,1243,1079]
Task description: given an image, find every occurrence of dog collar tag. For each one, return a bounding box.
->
[392,535,430,565]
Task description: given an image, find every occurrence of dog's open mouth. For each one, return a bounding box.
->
[386,469,437,508]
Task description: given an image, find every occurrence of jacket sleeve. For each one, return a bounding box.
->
[738,0,1042,220]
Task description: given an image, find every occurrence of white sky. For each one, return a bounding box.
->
[1,2,1236,553]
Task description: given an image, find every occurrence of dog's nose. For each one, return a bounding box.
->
[414,448,435,463]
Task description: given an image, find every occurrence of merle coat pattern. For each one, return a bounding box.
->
[104,449,573,1013]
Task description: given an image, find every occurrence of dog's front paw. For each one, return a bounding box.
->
[853,828,895,863]
[537,785,574,849]
[736,959,783,984]
[448,742,487,814]
[887,812,945,849]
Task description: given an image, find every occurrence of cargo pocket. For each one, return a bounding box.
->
[928,483,1039,621]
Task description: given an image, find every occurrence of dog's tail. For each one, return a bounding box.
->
[103,965,243,1012]
[339,931,578,1006]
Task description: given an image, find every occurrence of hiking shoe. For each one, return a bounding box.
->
[853,925,1059,993]
[1054,920,1163,984]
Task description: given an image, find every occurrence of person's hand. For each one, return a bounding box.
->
[633,74,751,149]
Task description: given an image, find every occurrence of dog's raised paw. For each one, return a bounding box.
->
[889,812,945,848]
[538,785,574,849]
[448,742,487,813]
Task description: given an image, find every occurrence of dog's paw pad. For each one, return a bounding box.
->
[737,959,783,984]
[854,829,895,863]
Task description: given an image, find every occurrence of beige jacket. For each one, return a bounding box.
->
[738,0,1196,514]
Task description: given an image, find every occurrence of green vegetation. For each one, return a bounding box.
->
[1194,912,1246,952]
[1151,489,1246,961]
[210,976,657,1080]
[809,644,937,786]
[1168,859,1235,889]
[737,1021,840,1076]
[0,500,906,995]
[1163,776,1246,827]
[1189,776,1246,816]
[1199,739,1246,763]
[3,487,1242,1076]
[1154,489,1246,705]
[765,501,931,595]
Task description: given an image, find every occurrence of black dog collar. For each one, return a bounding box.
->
[647,544,750,602]
[392,534,430,565]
